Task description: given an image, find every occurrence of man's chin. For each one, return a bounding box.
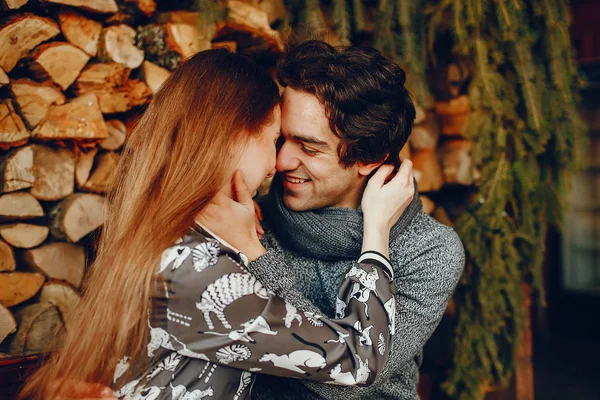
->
[282,193,312,211]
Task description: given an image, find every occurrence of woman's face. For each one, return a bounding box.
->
[236,105,281,197]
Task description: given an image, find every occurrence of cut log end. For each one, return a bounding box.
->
[0,303,16,344]
[32,94,108,141]
[58,7,103,57]
[0,240,15,272]
[0,192,44,221]
[99,25,145,69]
[75,147,98,188]
[51,193,106,243]
[0,223,48,249]
[0,145,34,193]
[39,281,80,325]
[141,61,170,95]
[0,14,60,72]
[101,119,126,150]
[23,242,85,289]
[43,0,118,14]
[412,150,444,193]
[0,101,30,149]
[10,302,62,354]
[30,145,75,201]
[0,272,45,308]
[28,42,90,90]
[10,79,66,129]
[82,151,118,193]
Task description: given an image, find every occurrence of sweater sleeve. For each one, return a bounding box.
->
[152,232,397,386]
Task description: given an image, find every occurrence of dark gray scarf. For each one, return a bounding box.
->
[263,175,422,261]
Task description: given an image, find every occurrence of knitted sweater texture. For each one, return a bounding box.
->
[248,197,465,399]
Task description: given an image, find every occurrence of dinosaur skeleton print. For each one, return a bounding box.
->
[112,228,397,399]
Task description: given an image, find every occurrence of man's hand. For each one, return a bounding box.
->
[195,170,267,262]
[44,379,115,400]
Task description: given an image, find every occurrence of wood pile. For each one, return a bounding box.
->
[0,0,285,356]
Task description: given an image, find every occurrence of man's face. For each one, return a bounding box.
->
[276,88,364,211]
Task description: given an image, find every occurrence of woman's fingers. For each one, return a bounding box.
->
[368,164,395,190]
[233,170,253,207]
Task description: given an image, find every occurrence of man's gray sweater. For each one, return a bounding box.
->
[248,209,465,400]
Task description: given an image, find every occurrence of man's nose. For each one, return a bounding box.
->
[276,141,300,172]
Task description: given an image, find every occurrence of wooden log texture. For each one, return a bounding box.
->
[412,150,444,193]
[58,7,103,57]
[50,193,105,243]
[420,195,435,215]
[0,100,30,149]
[0,14,60,72]
[38,281,80,327]
[10,79,66,128]
[434,95,470,136]
[0,145,34,193]
[42,0,118,14]
[439,139,476,186]
[2,0,29,10]
[81,151,118,193]
[0,272,45,307]
[23,243,85,289]
[28,42,90,90]
[32,94,108,141]
[0,223,48,248]
[409,112,441,151]
[0,66,8,87]
[75,64,151,113]
[0,192,43,221]
[30,145,75,201]
[0,240,15,272]
[75,147,98,188]
[141,60,170,94]
[10,302,63,354]
[100,119,126,150]
[0,303,16,344]
[98,24,145,69]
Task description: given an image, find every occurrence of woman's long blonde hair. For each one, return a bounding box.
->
[21,49,280,398]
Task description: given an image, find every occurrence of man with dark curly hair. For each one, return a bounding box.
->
[242,41,465,399]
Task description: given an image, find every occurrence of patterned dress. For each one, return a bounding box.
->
[112,226,396,399]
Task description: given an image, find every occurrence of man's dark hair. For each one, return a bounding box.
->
[277,40,416,168]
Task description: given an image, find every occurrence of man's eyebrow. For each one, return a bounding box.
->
[289,133,330,148]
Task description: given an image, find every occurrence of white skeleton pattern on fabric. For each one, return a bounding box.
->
[158,245,191,274]
[378,333,386,356]
[171,383,214,400]
[201,315,278,343]
[259,350,327,374]
[113,356,130,383]
[335,297,347,319]
[191,239,220,272]
[325,356,371,386]
[383,297,396,334]
[326,330,350,344]
[196,273,269,329]
[147,325,208,360]
[353,320,374,346]
[345,265,379,291]
[233,371,253,400]
[215,344,252,364]
[283,302,303,328]
[304,311,324,327]
[112,230,398,398]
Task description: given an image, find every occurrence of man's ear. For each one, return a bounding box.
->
[357,161,385,178]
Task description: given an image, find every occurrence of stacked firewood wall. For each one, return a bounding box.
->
[0,0,475,357]
[0,0,288,357]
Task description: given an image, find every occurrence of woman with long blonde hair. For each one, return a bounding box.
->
[21,49,414,400]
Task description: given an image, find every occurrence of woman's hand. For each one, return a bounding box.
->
[196,170,267,262]
[360,161,415,258]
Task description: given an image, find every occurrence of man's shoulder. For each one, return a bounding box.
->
[391,211,465,275]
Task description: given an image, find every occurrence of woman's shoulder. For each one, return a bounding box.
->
[157,228,246,278]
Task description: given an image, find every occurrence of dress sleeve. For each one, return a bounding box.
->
[151,233,396,386]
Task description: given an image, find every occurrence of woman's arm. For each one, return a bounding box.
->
[156,232,395,386]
